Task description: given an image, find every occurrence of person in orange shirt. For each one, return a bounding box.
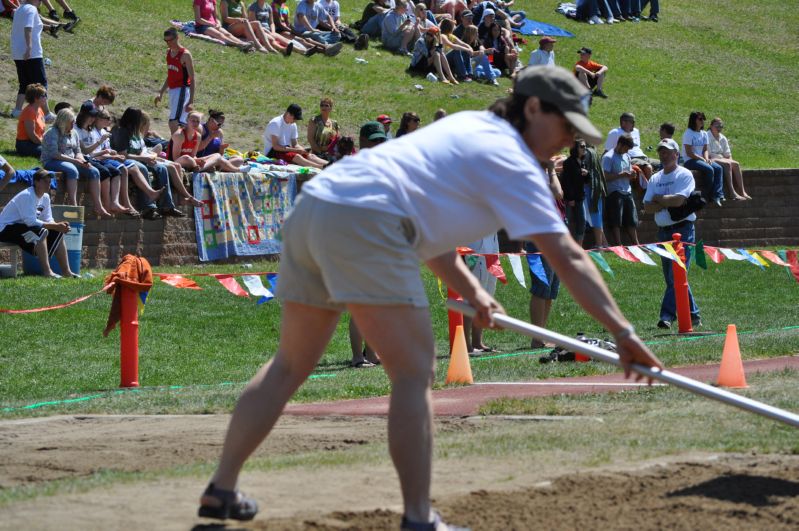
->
[574,47,608,99]
[15,83,47,157]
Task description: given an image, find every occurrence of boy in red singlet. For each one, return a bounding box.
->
[155,28,196,134]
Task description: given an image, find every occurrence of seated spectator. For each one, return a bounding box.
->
[412,2,436,35]
[381,3,416,55]
[41,108,111,217]
[93,109,142,216]
[0,168,77,278]
[110,107,181,219]
[263,104,328,169]
[221,0,275,53]
[433,108,447,121]
[75,102,135,217]
[604,112,654,182]
[170,111,240,181]
[574,47,608,98]
[495,0,525,25]
[197,110,245,167]
[0,153,16,192]
[659,122,675,140]
[15,83,47,158]
[307,97,339,159]
[356,0,391,40]
[193,0,256,52]
[317,0,358,43]
[1,0,19,19]
[141,111,201,208]
[482,22,518,76]
[435,0,467,22]
[395,111,421,138]
[440,18,476,81]
[561,139,588,246]
[376,114,393,139]
[476,7,496,40]
[84,84,116,112]
[248,0,297,55]
[473,1,517,33]
[461,26,499,85]
[602,134,640,246]
[268,0,339,56]
[408,27,458,84]
[453,8,473,38]
[528,37,556,67]
[708,117,749,200]
[41,0,78,22]
[326,134,355,162]
[293,0,344,54]
[681,110,724,206]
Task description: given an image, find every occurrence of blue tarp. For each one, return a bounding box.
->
[513,18,575,38]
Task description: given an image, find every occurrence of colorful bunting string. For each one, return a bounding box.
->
[588,251,614,277]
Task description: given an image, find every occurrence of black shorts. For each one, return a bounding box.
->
[0,223,64,256]
[14,58,47,94]
[575,71,598,88]
[605,191,638,228]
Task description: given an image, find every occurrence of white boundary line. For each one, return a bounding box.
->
[474,382,667,387]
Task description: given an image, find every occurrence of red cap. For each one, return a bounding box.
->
[376,114,392,124]
[539,37,557,45]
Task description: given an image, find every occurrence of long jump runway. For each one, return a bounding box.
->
[285,356,799,417]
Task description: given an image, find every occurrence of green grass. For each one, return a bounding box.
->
[1,253,798,418]
[1,0,798,169]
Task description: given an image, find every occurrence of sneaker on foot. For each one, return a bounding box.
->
[64,10,78,21]
[491,79,500,86]
[606,17,616,24]
[48,9,59,20]
[657,319,672,329]
[691,316,702,328]
[63,19,79,32]
[354,33,369,50]
[324,42,343,56]
[284,41,294,56]
[588,15,603,24]
[305,46,319,57]
[593,88,608,98]
[650,15,659,22]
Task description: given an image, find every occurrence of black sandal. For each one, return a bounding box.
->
[197,483,259,521]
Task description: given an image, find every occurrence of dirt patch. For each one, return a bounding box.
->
[0,415,797,530]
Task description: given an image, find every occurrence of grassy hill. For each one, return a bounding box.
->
[1,0,797,170]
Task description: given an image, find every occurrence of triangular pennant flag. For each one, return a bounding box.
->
[777,249,788,263]
[737,249,765,270]
[750,252,769,267]
[758,250,788,267]
[645,244,675,261]
[719,248,746,261]
[662,243,686,269]
[694,240,707,270]
[485,254,507,284]
[265,273,279,292]
[627,245,657,266]
[588,251,615,277]
[607,246,639,263]
[785,250,799,284]
[456,246,474,255]
[214,275,249,297]
[138,291,148,316]
[464,255,479,269]
[242,275,274,303]
[507,254,527,288]
[159,274,201,290]
[526,253,549,287]
[703,245,724,264]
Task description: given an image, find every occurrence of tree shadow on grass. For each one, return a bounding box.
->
[668,474,799,506]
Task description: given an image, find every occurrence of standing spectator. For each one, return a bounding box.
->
[192,0,256,51]
[574,47,608,98]
[0,168,77,278]
[381,2,416,55]
[644,139,701,329]
[15,82,47,157]
[604,112,654,182]
[307,97,339,159]
[641,0,658,21]
[376,114,393,139]
[561,139,588,246]
[395,111,421,138]
[41,108,111,217]
[10,0,53,121]
[707,117,749,200]
[602,134,640,246]
[155,28,195,134]
[263,104,328,169]
[527,36,556,67]
[681,111,724,206]
[583,143,608,247]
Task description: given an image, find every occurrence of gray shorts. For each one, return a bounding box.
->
[275,194,428,310]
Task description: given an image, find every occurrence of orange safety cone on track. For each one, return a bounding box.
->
[717,324,748,388]
[445,325,474,385]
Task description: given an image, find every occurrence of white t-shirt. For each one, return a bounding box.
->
[527,49,555,67]
[294,0,326,31]
[319,0,340,21]
[263,115,298,152]
[78,128,103,155]
[10,4,44,60]
[0,187,53,232]
[301,111,567,261]
[643,165,696,226]
[681,129,708,160]
[605,126,645,158]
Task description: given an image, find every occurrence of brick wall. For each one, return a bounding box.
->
[1,169,798,271]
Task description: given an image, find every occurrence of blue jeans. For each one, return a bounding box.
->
[302,30,340,45]
[361,13,385,39]
[44,159,100,181]
[473,54,499,81]
[446,50,472,78]
[151,162,175,209]
[15,139,42,158]
[657,222,700,322]
[640,0,659,16]
[619,0,640,16]
[684,158,724,201]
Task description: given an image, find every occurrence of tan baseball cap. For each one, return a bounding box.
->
[513,66,602,145]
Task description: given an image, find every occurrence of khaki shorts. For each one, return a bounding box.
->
[275,194,428,310]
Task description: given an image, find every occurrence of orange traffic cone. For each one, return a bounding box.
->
[717,324,748,388]
[445,325,474,385]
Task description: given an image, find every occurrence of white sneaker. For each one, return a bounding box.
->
[606,17,617,24]
[11,109,22,118]
[588,15,604,25]
[45,113,57,123]
[491,79,500,86]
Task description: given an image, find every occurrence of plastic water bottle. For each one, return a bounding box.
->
[355,57,368,64]
[426,73,438,82]
[414,84,424,91]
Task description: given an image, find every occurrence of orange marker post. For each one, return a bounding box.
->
[119,285,140,387]
[671,233,693,334]
[447,287,464,353]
